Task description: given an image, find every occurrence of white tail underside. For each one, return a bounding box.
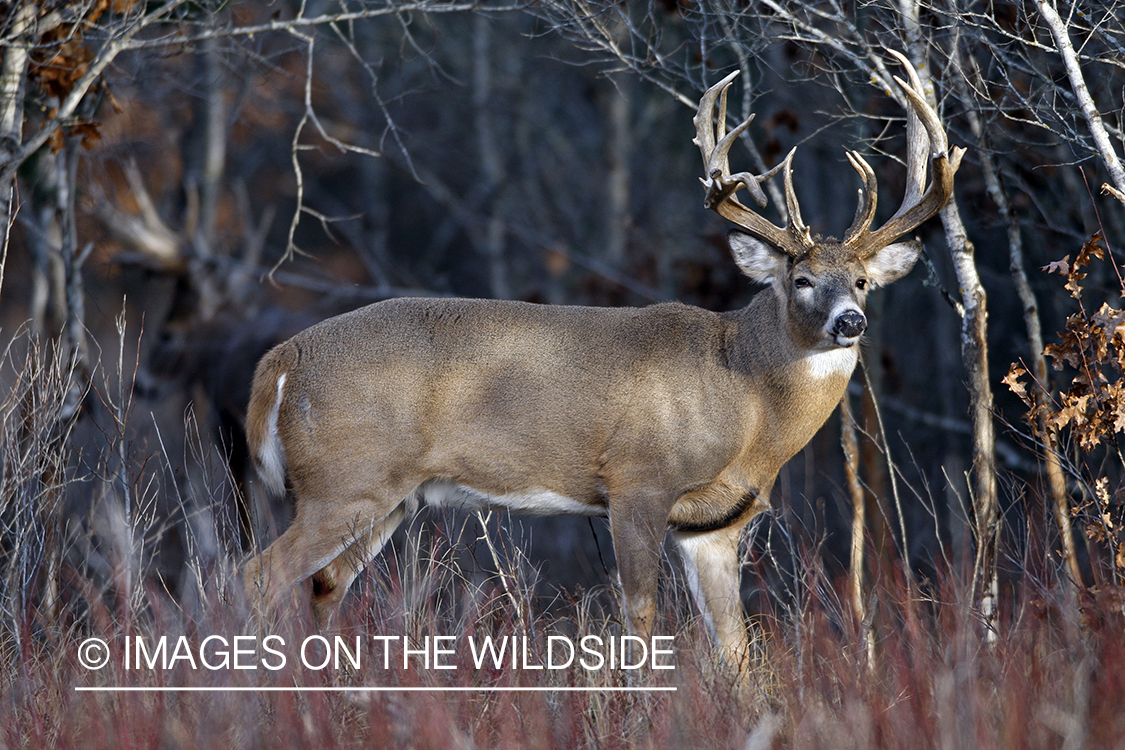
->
[257,373,288,495]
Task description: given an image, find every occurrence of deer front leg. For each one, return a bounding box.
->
[673,526,748,669]
[609,491,672,641]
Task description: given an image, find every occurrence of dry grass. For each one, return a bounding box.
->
[2,328,1124,749]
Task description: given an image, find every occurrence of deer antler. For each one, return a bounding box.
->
[695,52,965,258]
[693,71,814,257]
[842,51,965,256]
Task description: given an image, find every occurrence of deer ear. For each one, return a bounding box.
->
[728,230,789,285]
[866,240,921,287]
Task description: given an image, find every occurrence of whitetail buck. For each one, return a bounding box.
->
[243,51,963,668]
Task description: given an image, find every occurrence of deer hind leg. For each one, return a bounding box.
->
[243,496,398,621]
[672,526,748,669]
[310,502,406,627]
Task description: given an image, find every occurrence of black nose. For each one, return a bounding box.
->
[833,310,867,339]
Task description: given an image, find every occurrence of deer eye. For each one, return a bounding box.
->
[856,278,868,290]
[794,277,812,289]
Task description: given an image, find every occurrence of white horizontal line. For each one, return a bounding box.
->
[74,685,677,693]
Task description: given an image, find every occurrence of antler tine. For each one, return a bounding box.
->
[705,112,766,209]
[693,71,812,257]
[889,50,931,210]
[781,149,812,245]
[842,151,878,244]
[888,49,949,156]
[695,73,769,211]
[845,51,966,258]
[693,71,738,173]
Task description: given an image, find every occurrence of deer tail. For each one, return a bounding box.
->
[245,343,297,497]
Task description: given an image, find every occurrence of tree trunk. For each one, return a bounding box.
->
[952,42,1081,587]
[0,1,35,271]
[899,0,999,634]
[473,14,510,300]
[1036,0,1125,206]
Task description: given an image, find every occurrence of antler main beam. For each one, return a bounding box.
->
[693,72,813,257]
[842,50,965,256]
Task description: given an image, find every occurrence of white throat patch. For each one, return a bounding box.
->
[804,347,859,380]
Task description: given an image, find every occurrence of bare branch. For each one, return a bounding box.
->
[0,0,195,186]
[1037,0,1125,205]
[119,3,527,52]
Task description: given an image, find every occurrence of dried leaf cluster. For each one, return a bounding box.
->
[1005,234,1125,575]
[25,0,139,150]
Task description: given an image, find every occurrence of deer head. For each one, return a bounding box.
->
[694,50,965,353]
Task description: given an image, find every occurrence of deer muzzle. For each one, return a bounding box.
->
[831,310,867,343]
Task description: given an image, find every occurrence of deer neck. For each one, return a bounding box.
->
[724,290,858,461]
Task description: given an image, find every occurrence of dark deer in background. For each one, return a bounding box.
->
[97,153,312,555]
[243,51,963,668]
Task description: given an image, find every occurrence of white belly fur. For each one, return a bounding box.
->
[409,479,606,517]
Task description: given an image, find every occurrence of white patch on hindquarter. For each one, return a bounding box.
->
[408,479,605,517]
[257,373,288,495]
[804,347,859,380]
